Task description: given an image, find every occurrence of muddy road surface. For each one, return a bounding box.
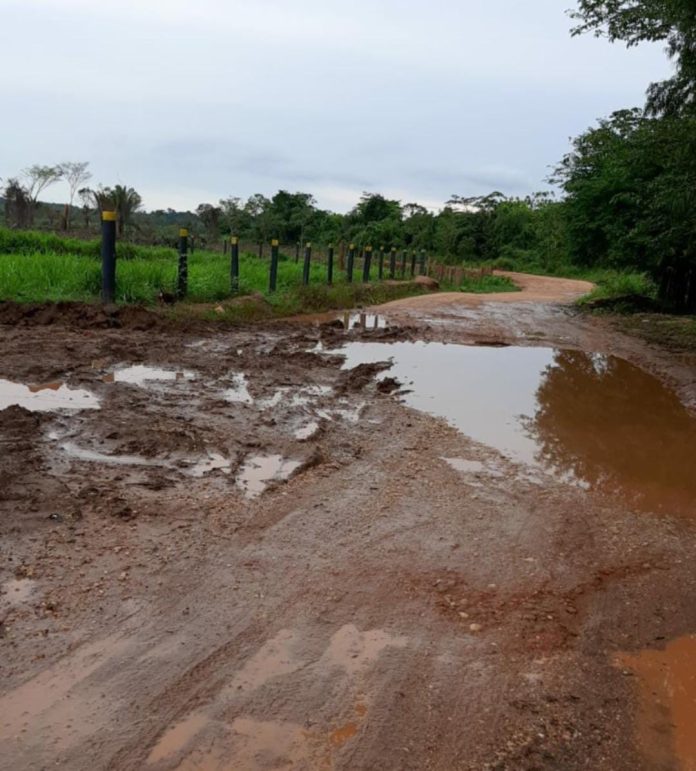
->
[2,276,696,771]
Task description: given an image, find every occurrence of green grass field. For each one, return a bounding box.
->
[0,228,520,312]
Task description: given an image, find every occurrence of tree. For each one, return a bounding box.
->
[571,0,696,115]
[78,187,94,229]
[219,196,251,237]
[244,194,274,255]
[554,108,696,308]
[109,185,143,237]
[3,178,32,228]
[196,203,223,240]
[58,161,91,230]
[22,164,62,226]
[268,190,317,244]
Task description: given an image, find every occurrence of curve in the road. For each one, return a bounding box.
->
[376,271,595,312]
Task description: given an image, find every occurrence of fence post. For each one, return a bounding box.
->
[378,246,385,280]
[389,247,396,279]
[269,238,279,292]
[327,244,334,285]
[230,235,240,293]
[410,250,416,278]
[400,249,407,278]
[347,243,356,283]
[295,241,300,263]
[419,249,426,276]
[177,227,188,300]
[101,210,117,304]
[302,242,312,286]
[362,245,373,282]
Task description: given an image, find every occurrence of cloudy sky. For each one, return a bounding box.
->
[2,0,670,212]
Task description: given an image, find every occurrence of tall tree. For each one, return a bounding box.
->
[571,0,696,114]
[58,161,91,230]
[196,203,223,240]
[2,178,32,228]
[219,196,250,237]
[109,185,143,237]
[22,164,62,226]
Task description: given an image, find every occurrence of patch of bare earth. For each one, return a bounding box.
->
[1,276,695,770]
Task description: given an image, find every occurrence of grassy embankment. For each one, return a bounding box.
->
[0,228,518,321]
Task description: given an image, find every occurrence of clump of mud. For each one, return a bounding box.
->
[337,361,392,394]
[0,301,165,331]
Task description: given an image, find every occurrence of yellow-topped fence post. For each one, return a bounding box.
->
[100,210,117,304]
[177,228,189,300]
[302,242,312,286]
[362,245,373,282]
[269,239,279,292]
[230,236,240,293]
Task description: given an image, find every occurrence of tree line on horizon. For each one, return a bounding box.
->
[1,1,694,309]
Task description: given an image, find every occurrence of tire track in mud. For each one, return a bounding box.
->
[2,292,696,770]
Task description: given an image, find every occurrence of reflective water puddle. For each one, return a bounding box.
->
[617,635,696,771]
[236,455,301,499]
[0,379,100,412]
[107,365,195,385]
[341,312,387,330]
[443,457,504,477]
[339,342,696,516]
[188,452,232,477]
[224,373,253,404]
[59,442,230,477]
[258,385,332,410]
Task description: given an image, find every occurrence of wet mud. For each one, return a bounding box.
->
[1,277,696,770]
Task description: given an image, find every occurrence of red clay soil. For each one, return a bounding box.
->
[1,276,695,771]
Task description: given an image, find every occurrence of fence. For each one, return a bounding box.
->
[99,211,434,303]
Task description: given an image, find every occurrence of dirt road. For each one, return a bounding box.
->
[1,277,696,770]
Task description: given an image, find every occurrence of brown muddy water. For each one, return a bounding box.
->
[339,341,696,517]
[617,636,696,771]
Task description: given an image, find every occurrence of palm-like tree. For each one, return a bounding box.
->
[110,185,143,237]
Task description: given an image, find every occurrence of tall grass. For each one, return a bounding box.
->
[0,249,376,304]
[0,228,524,312]
[0,227,176,261]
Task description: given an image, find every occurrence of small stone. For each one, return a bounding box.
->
[459,612,469,619]
[469,623,482,633]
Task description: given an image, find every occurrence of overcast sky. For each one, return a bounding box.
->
[2,0,670,213]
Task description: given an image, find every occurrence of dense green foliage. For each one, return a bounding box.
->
[562,0,696,310]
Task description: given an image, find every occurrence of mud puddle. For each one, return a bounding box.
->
[106,365,195,385]
[617,635,696,770]
[57,442,231,478]
[236,455,301,499]
[342,312,387,330]
[340,342,696,516]
[0,379,99,412]
[224,373,253,404]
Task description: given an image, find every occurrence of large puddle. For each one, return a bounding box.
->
[340,342,696,516]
